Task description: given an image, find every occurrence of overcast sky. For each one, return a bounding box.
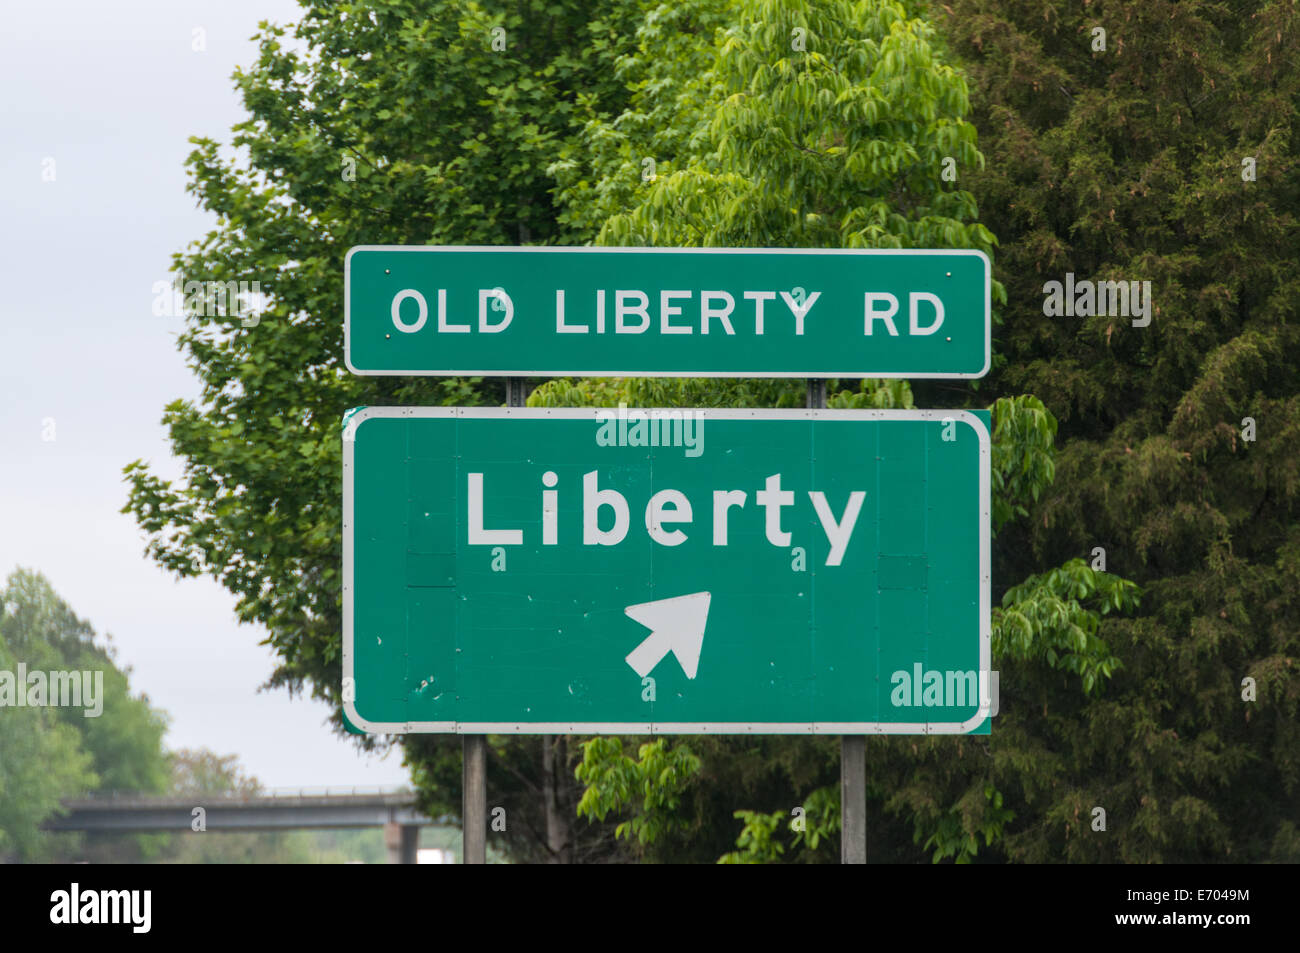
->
[0,0,408,789]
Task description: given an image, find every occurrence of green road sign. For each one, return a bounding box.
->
[344,246,991,379]
[343,407,991,734]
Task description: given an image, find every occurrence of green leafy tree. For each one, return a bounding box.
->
[0,569,169,861]
[0,635,96,862]
[123,0,647,863]
[0,570,171,798]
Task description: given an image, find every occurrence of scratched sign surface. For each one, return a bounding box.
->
[342,407,991,734]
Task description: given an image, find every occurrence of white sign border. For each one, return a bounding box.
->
[343,246,992,379]
[343,407,992,735]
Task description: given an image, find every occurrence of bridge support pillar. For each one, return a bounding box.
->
[384,821,420,864]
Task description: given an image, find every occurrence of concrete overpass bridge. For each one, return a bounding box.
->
[44,789,456,863]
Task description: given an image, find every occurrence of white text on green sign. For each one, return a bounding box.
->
[344,247,991,378]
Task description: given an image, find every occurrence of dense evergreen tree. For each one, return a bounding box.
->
[933,0,1300,861]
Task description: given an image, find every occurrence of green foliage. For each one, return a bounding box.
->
[941,0,1300,861]
[994,559,1136,696]
[575,737,701,846]
[530,376,806,410]
[0,629,96,861]
[790,784,841,852]
[916,782,1015,864]
[557,0,1003,280]
[718,809,785,863]
[5,572,171,798]
[719,784,840,863]
[0,569,170,861]
[529,375,913,411]
[989,395,1056,534]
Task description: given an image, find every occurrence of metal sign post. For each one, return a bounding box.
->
[463,377,531,864]
[806,378,865,865]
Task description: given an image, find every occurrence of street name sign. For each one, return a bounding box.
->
[344,246,991,379]
[342,407,992,734]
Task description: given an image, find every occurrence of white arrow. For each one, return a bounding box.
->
[624,591,711,680]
